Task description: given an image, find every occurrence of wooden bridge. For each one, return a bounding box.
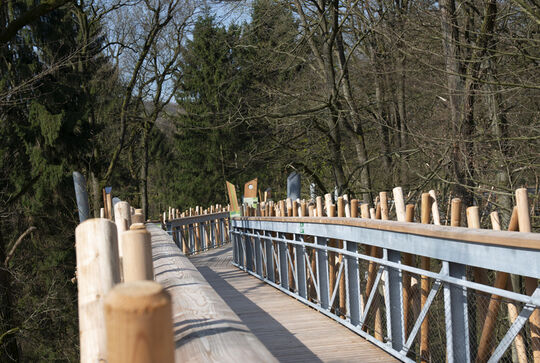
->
[73,188,540,363]
[151,222,396,362]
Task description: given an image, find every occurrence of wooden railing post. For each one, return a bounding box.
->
[420,192,432,363]
[516,188,540,363]
[104,281,174,363]
[121,226,154,282]
[75,218,120,363]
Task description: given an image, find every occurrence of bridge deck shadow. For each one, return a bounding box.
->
[190,245,397,363]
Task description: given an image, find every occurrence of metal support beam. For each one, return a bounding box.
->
[295,234,307,298]
[444,262,470,363]
[386,249,405,352]
[316,236,330,310]
[278,232,289,290]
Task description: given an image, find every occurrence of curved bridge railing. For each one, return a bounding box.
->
[166,212,230,255]
[231,216,540,363]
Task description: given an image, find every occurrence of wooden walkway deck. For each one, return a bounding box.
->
[190,244,398,363]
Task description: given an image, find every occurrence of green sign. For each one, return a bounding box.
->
[300,222,304,234]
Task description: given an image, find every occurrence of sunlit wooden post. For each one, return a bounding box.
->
[420,192,432,363]
[75,219,121,363]
[104,281,174,363]
[476,210,517,362]
[337,197,346,317]
[516,188,540,363]
[121,227,154,282]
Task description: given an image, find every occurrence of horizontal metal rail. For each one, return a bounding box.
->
[231,217,540,363]
[166,212,229,255]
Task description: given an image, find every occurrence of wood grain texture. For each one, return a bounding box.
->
[147,224,276,363]
[105,281,174,363]
[190,245,398,363]
[234,216,540,250]
[75,218,121,363]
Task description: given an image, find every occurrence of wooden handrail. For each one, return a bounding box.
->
[148,223,276,362]
[234,216,540,250]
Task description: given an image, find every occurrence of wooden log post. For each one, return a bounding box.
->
[360,203,369,219]
[392,187,409,336]
[316,196,323,217]
[420,192,432,363]
[75,219,121,363]
[114,201,132,274]
[466,206,489,328]
[104,281,174,363]
[451,198,462,227]
[131,213,144,224]
[476,210,519,363]
[403,203,415,338]
[337,197,346,318]
[343,194,351,218]
[393,187,406,222]
[351,199,358,218]
[380,192,389,220]
[516,188,540,363]
[327,201,337,312]
[121,228,154,282]
[503,207,528,363]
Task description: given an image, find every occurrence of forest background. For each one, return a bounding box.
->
[0,0,538,360]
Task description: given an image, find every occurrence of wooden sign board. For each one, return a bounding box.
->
[244,178,258,207]
[226,181,241,217]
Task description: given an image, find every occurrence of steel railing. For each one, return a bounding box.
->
[231,217,540,363]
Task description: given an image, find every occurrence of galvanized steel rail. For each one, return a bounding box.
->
[166,212,230,255]
[230,216,540,363]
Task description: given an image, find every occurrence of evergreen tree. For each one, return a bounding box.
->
[174,14,252,206]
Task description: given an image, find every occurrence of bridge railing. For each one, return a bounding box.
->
[166,212,230,255]
[231,216,540,363]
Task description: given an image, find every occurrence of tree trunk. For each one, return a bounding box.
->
[0,228,20,361]
[90,171,100,218]
[140,126,149,219]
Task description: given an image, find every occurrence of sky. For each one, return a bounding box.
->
[207,0,253,26]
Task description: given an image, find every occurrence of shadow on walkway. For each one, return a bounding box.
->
[196,265,323,363]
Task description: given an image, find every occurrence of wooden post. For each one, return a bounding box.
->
[393,187,406,222]
[327,201,337,313]
[121,228,154,282]
[102,188,108,219]
[343,194,351,218]
[466,205,490,356]
[337,197,346,318]
[504,207,528,363]
[351,199,358,218]
[316,196,323,217]
[114,201,132,259]
[428,190,440,225]
[360,203,369,219]
[379,192,389,220]
[104,281,174,363]
[324,193,333,216]
[106,193,113,220]
[466,206,480,228]
[403,204,415,339]
[451,198,462,227]
[132,213,144,224]
[76,219,121,363]
[516,188,540,363]
[476,210,513,363]
[420,192,432,363]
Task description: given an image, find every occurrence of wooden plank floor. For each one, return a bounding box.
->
[190,245,398,363]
